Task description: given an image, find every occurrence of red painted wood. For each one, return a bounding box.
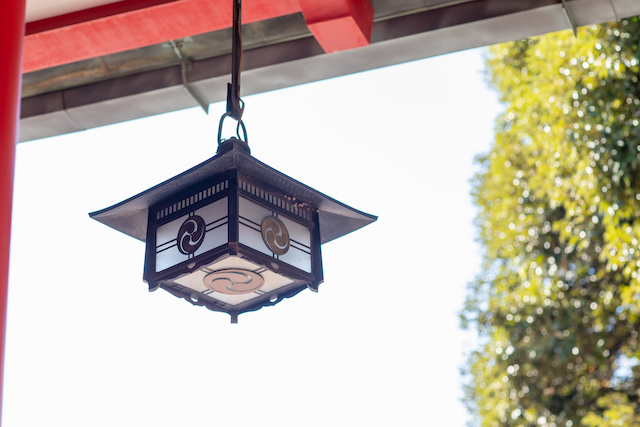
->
[26,0,181,36]
[297,0,373,52]
[23,0,300,73]
[0,0,25,423]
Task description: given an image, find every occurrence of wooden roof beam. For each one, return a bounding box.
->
[23,0,300,72]
[297,0,374,52]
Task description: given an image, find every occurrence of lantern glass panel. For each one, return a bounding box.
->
[193,197,229,256]
[155,196,229,272]
[172,256,294,306]
[277,216,312,273]
[238,196,312,273]
[238,196,273,257]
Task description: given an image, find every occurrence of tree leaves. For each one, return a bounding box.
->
[463,18,640,427]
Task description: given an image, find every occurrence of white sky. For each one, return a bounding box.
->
[5,47,501,427]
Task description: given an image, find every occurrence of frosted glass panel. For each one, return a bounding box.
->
[155,197,228,272]
[157,214,188,246]
[239,196,270,225]
[238,196,312,272]
[156,214,189,271]
[279,245,312,273]
[197,197,228,226]
[195,224,228,256]
[156,244,187,272]
[173,269,209,293]
[280,216,310,247]
[239,221,272,256]
[173,257,294,306]
[239,197,271,255]
[194,197,229,255]
[259,269,295,293]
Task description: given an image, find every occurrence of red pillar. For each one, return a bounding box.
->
[0,0,26,423]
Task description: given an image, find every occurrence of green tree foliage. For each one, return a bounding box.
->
[462,18,640,427]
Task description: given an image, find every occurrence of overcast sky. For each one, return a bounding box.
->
[5,46,501,427]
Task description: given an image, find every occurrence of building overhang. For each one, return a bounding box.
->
[20,0,640,142]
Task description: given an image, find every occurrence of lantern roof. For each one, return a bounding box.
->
[89,139,377,244]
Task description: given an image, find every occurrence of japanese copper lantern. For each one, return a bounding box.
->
[90,138,376,322]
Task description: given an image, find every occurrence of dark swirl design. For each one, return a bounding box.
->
[261,215,290,255]
[177,215,206,255]
[203,269,265,295]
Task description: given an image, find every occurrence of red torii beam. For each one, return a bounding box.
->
[23,0,374,73]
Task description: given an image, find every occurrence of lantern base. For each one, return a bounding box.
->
[148,254,311,323]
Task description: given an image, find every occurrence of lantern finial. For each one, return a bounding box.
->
[216,137,250,156]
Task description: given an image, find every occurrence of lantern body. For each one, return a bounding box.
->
[144,169,323,321]
[90,138,376,322]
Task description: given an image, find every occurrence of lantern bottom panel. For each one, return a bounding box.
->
[153,255,311,321]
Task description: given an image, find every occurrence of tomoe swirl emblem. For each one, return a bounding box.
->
[203,269,265,295]
[177,215,206,255]
[261,215,290,255]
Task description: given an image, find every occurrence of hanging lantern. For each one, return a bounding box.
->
[88,0,376,322]
[90,138,376,322]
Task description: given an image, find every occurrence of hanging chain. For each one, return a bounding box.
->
[218,0,248,144]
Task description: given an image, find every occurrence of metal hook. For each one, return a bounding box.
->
[218,112,248,145]
[218,0,247,147]
[227,0,244,120]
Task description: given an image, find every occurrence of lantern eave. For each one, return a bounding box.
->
[89,142,377,244]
